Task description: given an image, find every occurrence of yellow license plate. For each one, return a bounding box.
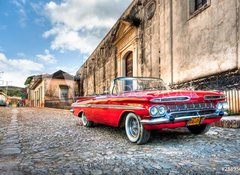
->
[187,117,204,126]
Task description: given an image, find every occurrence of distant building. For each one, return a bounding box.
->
[0,92,7,106]
[25,70,76,108]
[7,96,22,107]
[0,86,26,107]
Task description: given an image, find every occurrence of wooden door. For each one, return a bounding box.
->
[125,52,133,77]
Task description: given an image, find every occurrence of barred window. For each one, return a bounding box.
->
[189,0,209,16]
[195,0,207,10]
[59,85,69,100]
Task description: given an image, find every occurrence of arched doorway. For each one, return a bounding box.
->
[125,52,133,77]
[123,51,133,91]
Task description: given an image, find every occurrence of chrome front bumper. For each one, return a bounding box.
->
[141,113,223,125]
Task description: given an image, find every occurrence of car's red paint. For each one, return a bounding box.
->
[143,121,188,130]
[72,92,224,126]
[201,117,222,124]
[71,77,226,131]
[143,117,222,130]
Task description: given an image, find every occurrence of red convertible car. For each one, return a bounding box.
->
[71,77,228,144]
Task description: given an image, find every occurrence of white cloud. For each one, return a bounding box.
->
[0,52,44,87]
[7,59,43,72]
[0,53,7,62]
[12,0,27,27]
[37,49,57,64]
[43,25,100,53]
[45,0,119,30]
[43,0,132,54]
[30,2,47,26]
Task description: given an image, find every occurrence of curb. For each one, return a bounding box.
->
[212,116,240,128]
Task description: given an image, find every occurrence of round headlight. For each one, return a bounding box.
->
[158,106,166,116]
[149,106,159,116]
[216,102,223,110]
[222,102,229,110]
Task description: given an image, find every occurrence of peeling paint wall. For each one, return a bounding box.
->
[141,0,239,84]
[44,79,75,100]
[144,0,239,84]
[172,0,238,83]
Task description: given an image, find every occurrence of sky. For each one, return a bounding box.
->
[0,0,132,87]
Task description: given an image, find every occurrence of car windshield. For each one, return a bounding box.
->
[112,77,168,94]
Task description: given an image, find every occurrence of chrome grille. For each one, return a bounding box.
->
[199,110,216,115]
[168,105,178,111]
[166,102,215,112]
[204,95,225,100]
[186,103,195,109]
[178,104,187,111]
[171,110,216,118]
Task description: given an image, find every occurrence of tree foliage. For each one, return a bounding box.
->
[0,86,26,98]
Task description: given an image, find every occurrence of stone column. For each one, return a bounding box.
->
[133,44,138,77]
[117,53,122,77]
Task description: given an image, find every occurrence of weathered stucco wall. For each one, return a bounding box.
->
[33,81,45,107]
[78,33,117,96]
[172,0,238,83]
[44,79,75,100]
[77,0,240,96]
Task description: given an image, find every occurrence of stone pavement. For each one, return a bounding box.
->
[0,107,240,175]
[0,108,23,175]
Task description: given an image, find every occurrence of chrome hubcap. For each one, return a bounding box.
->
[127,116,140,140]
[82,113,87,125]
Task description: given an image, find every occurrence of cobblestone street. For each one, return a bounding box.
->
[0,107,240,175]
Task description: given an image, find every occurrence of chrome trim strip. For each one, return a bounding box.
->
[71,103,91,108]
[72,103,145,110]
[141,113,220,125]
[204,95,226,100]
[169,109,215,114]
[150,96,190,103]
[90,104,145,110]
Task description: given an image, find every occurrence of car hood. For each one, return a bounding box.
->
[145,90,225,103]
[121,90,225,103]
[75,90,225,104]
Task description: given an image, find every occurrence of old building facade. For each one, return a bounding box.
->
[0,91,7,106]
[77,0,240,98]
[25,70,76,108]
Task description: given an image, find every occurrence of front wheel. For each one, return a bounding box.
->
[187,124,211,135]
[125,113,151,144]
[81,112,94,127]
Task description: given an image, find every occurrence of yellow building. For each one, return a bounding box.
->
[25,70,76,108]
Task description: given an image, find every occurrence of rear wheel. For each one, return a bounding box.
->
[187,124,211,135]
[125,113,151,144]
[81,112,93,127]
